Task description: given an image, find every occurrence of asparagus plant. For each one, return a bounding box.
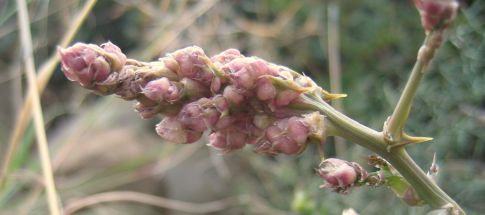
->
[58,0,464,214]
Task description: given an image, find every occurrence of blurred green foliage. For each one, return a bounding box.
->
[0,0,483,214]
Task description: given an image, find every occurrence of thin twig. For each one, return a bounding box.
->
[63,191,236,215]
[15,0,61,214]
[0,0,97,188]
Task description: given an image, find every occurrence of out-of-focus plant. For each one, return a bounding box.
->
[56,0,469,214]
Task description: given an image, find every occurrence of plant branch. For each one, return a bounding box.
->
[384,30,444,145]
[302,94,465,214]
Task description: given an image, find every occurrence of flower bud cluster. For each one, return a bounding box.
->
[60,42,333,155]
[59,42,126,89]
[414,0,459,32]
[317,158,368,194]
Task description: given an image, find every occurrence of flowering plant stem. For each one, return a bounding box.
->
[302,94,464,214]
[301,29,465,214]
[55,3,464,211]
[384,30,443,146]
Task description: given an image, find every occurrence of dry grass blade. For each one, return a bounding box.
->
[325,2,346,155]
[63,191,236,215]
[15,0,61,214]
[0,0,97,188]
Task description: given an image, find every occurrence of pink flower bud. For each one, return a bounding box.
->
[156,117,202,144]
[59,43,98,86]
[212,95,229,113]
[92,56,111,82]
[100,41,127,70]
[255,77,276,101]
[161,58,180,76]
[170,46,214,85]
[246,123,266,145]
[114,68,148,100]
[287,117,310,144]
[134,102,160,119]
[211,48,244,66]
[271,136,301,155]
[210,77,223,93]
[223,85,245,104]
[265,118,302,155]
[178,99,220,132]
[59,42,126,88]
[229,59,273,90]
[317,158,368,194]
[215,115,236,130]
[414,0,459,31]
[142,77,181,103]
[208,129,247,153]
[186,130,204,143]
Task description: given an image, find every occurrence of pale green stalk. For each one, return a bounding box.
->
[384,30,443,146]
[302,94,464,214]
[299,28,464,214]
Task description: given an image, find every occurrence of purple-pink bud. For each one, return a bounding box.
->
[265,118,308,155]
[178,99,220,132]
[208,129,247,153]
[255,78,276,101]
[287,117,310,144]
[170,46,214,85]
[100,42,127,70]
[229,59,273,90]
[60,44,99,87]
[210,77,223,93]
[92,56,111,82]
[134,102,160,119]
[266,125,300,155]
[156,117,202,144]
[142,77,181,103]
[317,158,368,194]
[414,0,459,31]
[212,95,230,113]
[211,48,244,66]
[215,115,236,130]
[223,85,245,104]
[59,42,127,88]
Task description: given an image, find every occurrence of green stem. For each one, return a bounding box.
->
[384,30,443,143]
[302,94,465,214]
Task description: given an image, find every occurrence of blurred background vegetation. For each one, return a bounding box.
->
[0,0,484,214]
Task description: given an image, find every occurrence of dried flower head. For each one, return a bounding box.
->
[59,42,339,155]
